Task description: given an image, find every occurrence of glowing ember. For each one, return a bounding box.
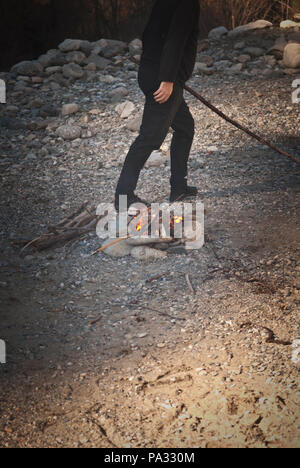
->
[136,223,142,232]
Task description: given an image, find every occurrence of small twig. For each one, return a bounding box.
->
[91,235,130,255]
[185,273,195,295]
[89,315,102,326]
[145,272,170,283]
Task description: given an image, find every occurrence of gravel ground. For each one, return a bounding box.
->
[0,27,299,448]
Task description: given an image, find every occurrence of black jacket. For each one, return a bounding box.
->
[140,0,200,85]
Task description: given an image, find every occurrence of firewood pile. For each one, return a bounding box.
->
[11,201,100,257]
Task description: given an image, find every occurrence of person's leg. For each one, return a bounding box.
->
[169,99,195,192]
[115,81,184,200]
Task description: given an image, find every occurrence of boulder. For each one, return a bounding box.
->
[283,43,300,68]
[208,26,228,40]
[84,54,110,70]
[45,66,62,75]
[58,39,82,52]
[92,39,127,57]
[11,61,43,76]
[129,38,143,56]
[243,46,265,57]
[228,20,272,37]
[65,51,86,64]
[79,40,93,56]
[62,63,85,79]
[115,101,135,119]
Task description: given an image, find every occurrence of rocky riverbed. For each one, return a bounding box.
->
[0,21,299,448]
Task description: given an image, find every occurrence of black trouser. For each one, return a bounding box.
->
[115,61,195,198]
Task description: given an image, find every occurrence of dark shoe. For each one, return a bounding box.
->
[170,186,198,203]
[114,193,150,212]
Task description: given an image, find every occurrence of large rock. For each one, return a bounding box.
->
[61,103,79,116]
[84,54,110,70]
[109,86,128,102]
[92,39,127,57]
[58,39,82,52]
[126,115,142,132]
[243,46,265,57]
[56,125,82,140]
[101,238,132,258]
[198,54,214,66]
[115,101,135,119]
[79,40,93,56]
[208,26,228,40]
[62,63,84,79]
[65,51,86,64]
[283,43,300,68]
[39,50,66,67]
[194,62,215,75]
[228,20,272,37]
[268,36,288,58]
[129,38,143,56]
[145,151,166,168]
[280,20,300,29]
[11,61,43,76]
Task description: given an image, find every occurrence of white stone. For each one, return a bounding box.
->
[228,20,272,37]
[115,101,135,119]
[280,20,300,29]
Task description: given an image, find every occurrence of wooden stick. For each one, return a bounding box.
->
[185,273,195,295]
[184,84,300,165]
[91,235,130,255]
[146,272,170,283]
[129,56,300,164]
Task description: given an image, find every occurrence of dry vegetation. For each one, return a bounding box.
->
[1,0,300,69]
[199,0,300,36]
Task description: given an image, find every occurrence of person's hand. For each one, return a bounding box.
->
[153,82,174,104]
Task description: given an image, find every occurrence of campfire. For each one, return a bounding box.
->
[11,200,204,261]
[96,201,204,260]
